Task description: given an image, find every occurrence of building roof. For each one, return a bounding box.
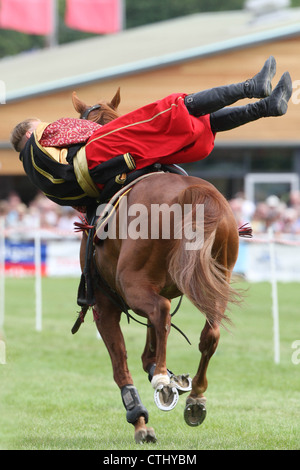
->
[1,7,300,102]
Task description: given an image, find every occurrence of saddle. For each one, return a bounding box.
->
[75,163,188,310]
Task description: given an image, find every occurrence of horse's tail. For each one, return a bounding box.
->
[168,185,239,326]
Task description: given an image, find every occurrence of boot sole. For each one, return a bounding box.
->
[270,72,293,116]
[248,55,277,98]
[263,55,277,97]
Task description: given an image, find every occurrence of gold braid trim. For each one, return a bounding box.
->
[30,145,65,184]
[123,152,136,171]
[73,147,101,199]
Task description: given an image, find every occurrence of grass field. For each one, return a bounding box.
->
[0,277,299,450]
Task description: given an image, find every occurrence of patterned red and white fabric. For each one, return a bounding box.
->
[39,118,102,147]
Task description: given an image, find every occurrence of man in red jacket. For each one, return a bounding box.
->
[11,56,292,207]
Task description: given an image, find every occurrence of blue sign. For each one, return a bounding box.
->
[5,240,46,264]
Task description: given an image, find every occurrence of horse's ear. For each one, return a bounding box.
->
[72,91,88,115]
[110,87,121,110]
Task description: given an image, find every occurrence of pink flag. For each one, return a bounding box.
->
[0,0,53,35]
[65,0,122,34]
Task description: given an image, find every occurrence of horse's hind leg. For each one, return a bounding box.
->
[184,319,220,426]
[184,228,238,427]
[93,290,156,443]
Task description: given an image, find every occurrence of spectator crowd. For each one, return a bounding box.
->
[229,190,300,236]
[1,189,300,237]
[0,192,79,234]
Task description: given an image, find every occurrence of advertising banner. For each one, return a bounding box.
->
[3,238,300,280]
[5,240,47,277]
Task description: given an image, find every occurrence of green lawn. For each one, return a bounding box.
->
[0,278,299,450]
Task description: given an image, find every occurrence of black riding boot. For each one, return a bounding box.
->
[185,56,276,116]
[210,71,292,133]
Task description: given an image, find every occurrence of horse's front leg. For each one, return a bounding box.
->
[141,320,157,377]
[184,319,220,426]
[141,316,192,405]
[93,291,156,443]
[137,294,172,387]
[125,287,181,411]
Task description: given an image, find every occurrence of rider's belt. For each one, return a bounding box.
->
[74,147,136,195]
[73,146,101,199]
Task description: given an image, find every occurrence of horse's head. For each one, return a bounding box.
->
[72,87,121,125]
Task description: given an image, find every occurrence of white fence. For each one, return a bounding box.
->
[0,221,81,364]
[236,233,300,281]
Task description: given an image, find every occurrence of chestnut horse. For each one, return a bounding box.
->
[72,89,242,444]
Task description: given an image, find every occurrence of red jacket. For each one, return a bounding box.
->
[31,93,215,200]
[85,93,215,176]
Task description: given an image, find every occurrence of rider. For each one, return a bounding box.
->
[10,56,292,208]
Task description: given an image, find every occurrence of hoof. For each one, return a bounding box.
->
[170,373,192,394]
[154,384,179,411]
[184,397,207,427]
[135,427,157,444]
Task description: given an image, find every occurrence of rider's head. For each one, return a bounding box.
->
[10,118,41,152]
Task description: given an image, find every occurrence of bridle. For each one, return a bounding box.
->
[81,104,101,120]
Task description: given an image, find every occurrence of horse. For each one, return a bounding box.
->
[71,89,245,444]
